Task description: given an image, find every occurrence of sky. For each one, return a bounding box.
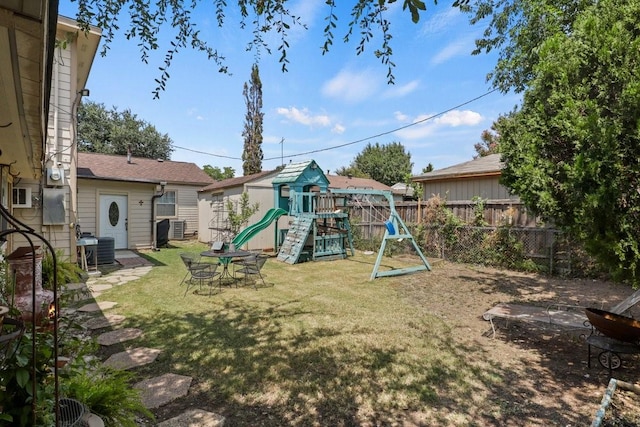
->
[58,1,521,177]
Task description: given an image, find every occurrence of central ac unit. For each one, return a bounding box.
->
[170,220,186,239]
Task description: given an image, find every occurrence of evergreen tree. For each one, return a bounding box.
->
[241,64,264,176]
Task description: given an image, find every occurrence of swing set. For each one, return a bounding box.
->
[330,188,431,280]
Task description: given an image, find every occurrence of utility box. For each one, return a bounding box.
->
[46,167,65,186]
[42,188,66,225]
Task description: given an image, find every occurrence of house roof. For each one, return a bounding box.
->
[78,152,214,185]
[412,154,503,182]
[199,170,277,192]
[327,175,392,192]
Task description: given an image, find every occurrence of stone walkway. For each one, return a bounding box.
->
[66,254,226,426]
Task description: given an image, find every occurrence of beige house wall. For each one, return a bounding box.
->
[10,37,78,258]
[78,179,154,250]
[161,184,201,238]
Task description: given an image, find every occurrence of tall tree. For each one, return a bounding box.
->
[72,1,442,97]
[497,0,640,283]
[341,142,413,187]
[78,101,173,159]
[203,165,235,181]
[241,64,264,176]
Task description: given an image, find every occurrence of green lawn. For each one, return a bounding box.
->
[91,241,499,426]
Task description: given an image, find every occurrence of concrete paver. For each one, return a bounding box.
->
[103,347,161,370]
[96,328,143,346]
[157,409,226,426]
[77,301,118,312]
[134,373,192,409]
[85,314,126,330]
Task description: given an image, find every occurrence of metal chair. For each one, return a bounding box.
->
[233,254,268,289]
[180,253,220,296]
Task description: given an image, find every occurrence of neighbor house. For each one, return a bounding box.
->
[411,154,535,226]
[1,11,101,260]
[77,152,213,250]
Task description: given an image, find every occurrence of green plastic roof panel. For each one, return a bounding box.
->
[272,160,329,189]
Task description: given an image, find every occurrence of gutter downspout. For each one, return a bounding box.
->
[150,182,166,251]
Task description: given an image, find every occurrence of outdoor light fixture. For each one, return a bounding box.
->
[78,88,90,97]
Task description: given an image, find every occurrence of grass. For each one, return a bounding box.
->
[89,241,500,426]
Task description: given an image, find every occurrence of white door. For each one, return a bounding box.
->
[99,195,128,249]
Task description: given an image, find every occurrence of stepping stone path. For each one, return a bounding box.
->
[134,373,192,409]
[96,328,143,346]
[78,264,225,424]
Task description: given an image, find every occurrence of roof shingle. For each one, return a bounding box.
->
[78,152,214,185]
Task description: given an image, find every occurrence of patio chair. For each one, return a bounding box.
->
[233,254,268,290]
[180,253,221,296]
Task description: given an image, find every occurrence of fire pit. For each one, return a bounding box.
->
[585,308,640,343]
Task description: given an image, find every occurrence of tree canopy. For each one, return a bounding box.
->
[203,165,235,181]
[497,0,640,283]
[473,117,504,158]
[72,0,445,97]
[464,0,596,93]
[77,101,173,159]
[338,142,413,187]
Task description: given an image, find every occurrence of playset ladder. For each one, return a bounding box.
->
[277,215,314,264]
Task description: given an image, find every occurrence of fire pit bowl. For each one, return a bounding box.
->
[585,308,640,343]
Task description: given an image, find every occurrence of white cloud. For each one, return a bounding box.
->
[332,123,346,134]
[420,8,463,36]
[383,80,420,98]
[435,110,482,127]
[276,106,332,128]
[430,36,476,65]
[394,109,483,140]
[394,111,410,122]
[321,69,379,103]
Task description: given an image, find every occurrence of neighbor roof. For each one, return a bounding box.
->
[78,152,214,185]
[327,175,392,192]
[412,154,503,182]
[199,170,277,192]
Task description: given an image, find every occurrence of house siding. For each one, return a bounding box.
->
[422,176,517,202]
[10,40,77,258]
[78,179,154,250]
[173,185,201,237]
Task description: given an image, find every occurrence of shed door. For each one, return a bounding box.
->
[99,195,128,249]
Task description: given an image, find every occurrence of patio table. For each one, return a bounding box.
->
[201,250,251,283]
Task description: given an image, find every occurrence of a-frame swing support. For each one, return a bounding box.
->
[330,189,431,280]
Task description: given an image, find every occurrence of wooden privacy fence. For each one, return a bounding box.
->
[347,200,538,235]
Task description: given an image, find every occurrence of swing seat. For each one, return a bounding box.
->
[384,220,396,235]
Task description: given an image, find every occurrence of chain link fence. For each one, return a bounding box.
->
[416,225,599,276]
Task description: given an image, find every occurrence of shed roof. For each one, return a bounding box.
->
[412,154,503,182]
[199,170,277,192]
[78,152,214,186]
